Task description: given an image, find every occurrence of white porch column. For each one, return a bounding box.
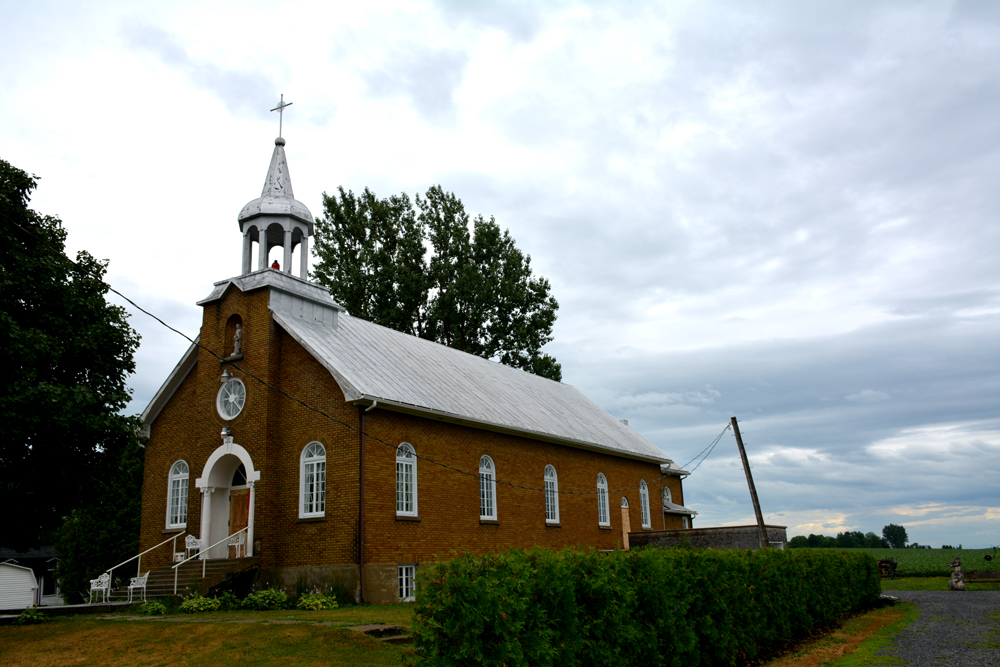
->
[258,228,268,270]
[246,480,255,557]
[299,235,309,279]
[199,487,214,558]
[283,227,292,273]
[242,232,252,274]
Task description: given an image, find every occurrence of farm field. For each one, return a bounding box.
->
[833,547,997,577]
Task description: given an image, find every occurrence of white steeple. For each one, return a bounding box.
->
[237,136,314,278]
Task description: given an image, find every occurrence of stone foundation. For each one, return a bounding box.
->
[630,524,787,551]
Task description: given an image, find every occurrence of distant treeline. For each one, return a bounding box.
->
[788,531,887,549]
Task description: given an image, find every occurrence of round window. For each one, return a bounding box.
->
[217,378,246,420]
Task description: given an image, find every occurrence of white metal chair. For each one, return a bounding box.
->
[127,572,149,602]
[185,535,201,560]
[89,573,110,603]
[227,531,246,558]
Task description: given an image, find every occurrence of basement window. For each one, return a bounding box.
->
[398,564,416,602]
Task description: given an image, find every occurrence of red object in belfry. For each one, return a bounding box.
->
[271,260,280,270]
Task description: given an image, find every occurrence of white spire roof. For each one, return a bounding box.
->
[237,137,313,231]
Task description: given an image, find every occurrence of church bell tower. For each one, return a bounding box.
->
[237,127,313,278]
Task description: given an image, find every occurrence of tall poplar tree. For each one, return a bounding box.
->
[312,185,561,381]
[0,158,142,551]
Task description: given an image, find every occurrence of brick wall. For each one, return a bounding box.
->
[140,282,684,602]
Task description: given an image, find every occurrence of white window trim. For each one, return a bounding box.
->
[544,465,559,524]
[166,460,189,529]
[663,486,672,504]
[300,441,327,518]
[639,480,651,528]
[398,564,416,602]
[396,443,418,517]
[621,496,629,508]
[480,455,497,520]
[597,473,609,526]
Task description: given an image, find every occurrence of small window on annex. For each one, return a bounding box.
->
[167,460,189,528]
[396,443,417,516]
[544,465,559,524]
[596,473,609,526]
[639,480,651,528]
[480,456,497,520]
[300,442,326,517]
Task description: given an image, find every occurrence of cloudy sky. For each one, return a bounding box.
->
[3,0,998,548]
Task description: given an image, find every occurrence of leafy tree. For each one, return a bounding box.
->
[806,533,837,548]
[313,185,562,381]
[836,530,866,548]
[787,535,809,548]
[0,158,141,550]
[864,532,886,548]
[882,523,908,549]
[54,441,144,603]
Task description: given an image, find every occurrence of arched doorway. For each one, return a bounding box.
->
[195,437,261,558]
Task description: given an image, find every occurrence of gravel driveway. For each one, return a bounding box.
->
[878,590,1000,666]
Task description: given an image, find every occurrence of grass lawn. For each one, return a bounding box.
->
[0,604,415,667]
[881,576,1000,591]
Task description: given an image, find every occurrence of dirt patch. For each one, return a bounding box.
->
[754,604,911,667]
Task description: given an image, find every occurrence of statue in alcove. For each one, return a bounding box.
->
[233,324,242,356]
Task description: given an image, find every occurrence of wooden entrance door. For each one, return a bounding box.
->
[229,488,250,558]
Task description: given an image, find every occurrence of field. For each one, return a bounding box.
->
[832,547,997,577]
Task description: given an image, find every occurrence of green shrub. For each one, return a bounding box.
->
[180,593,222,613]
[137,600,168,615]
[216,592,240,611]
[411,546,881,667]
[296,592,339,611]
[13,607,46,625]
[241,587,289,611]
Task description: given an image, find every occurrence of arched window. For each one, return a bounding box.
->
[480,456,497,520]
[639,480,651,528]
[662,486,672,505]
[167,461,189,528]
[544,465,559,524]
[621,496,629,508]
[597,473,609,526]
[300,442,326,517]
[396,443,417,516]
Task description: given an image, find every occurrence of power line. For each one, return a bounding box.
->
[6,212,727,497]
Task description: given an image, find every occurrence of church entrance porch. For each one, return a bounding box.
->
[195,436,260,559]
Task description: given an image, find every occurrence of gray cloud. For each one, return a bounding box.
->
[123,23,277,120]
[364,47,468,125]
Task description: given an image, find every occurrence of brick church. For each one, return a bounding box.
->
[138,134,696,604]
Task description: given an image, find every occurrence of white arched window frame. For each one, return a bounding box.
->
[167,461,189,528]
[480,456,497,520]
[662,486,672,505]
[300,442,326,518]
[544,465,559,524]
[396,443,417,516]
[639,480,651,528]
[597,473,610,526]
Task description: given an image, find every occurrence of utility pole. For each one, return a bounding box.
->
[731,416,769,549]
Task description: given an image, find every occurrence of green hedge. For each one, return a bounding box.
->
[411,547,880,667]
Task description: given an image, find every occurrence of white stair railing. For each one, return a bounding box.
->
[103,532,186,601]
[172,527,248,595]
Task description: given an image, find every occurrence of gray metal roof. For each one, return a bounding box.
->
[272,310,671,463]
[663,501,697,516]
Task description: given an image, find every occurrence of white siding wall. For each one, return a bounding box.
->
[0,563,38,609]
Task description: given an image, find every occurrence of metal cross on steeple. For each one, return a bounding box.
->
[270,94,293,138]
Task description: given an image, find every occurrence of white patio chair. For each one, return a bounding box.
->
[89,572,111,603]
[185,535,201,560]
[127,572,149,603]
[227,531,246,558]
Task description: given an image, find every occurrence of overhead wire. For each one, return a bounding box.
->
[5,212,728,497]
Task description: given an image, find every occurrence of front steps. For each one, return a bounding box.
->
[110,556,260,601]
